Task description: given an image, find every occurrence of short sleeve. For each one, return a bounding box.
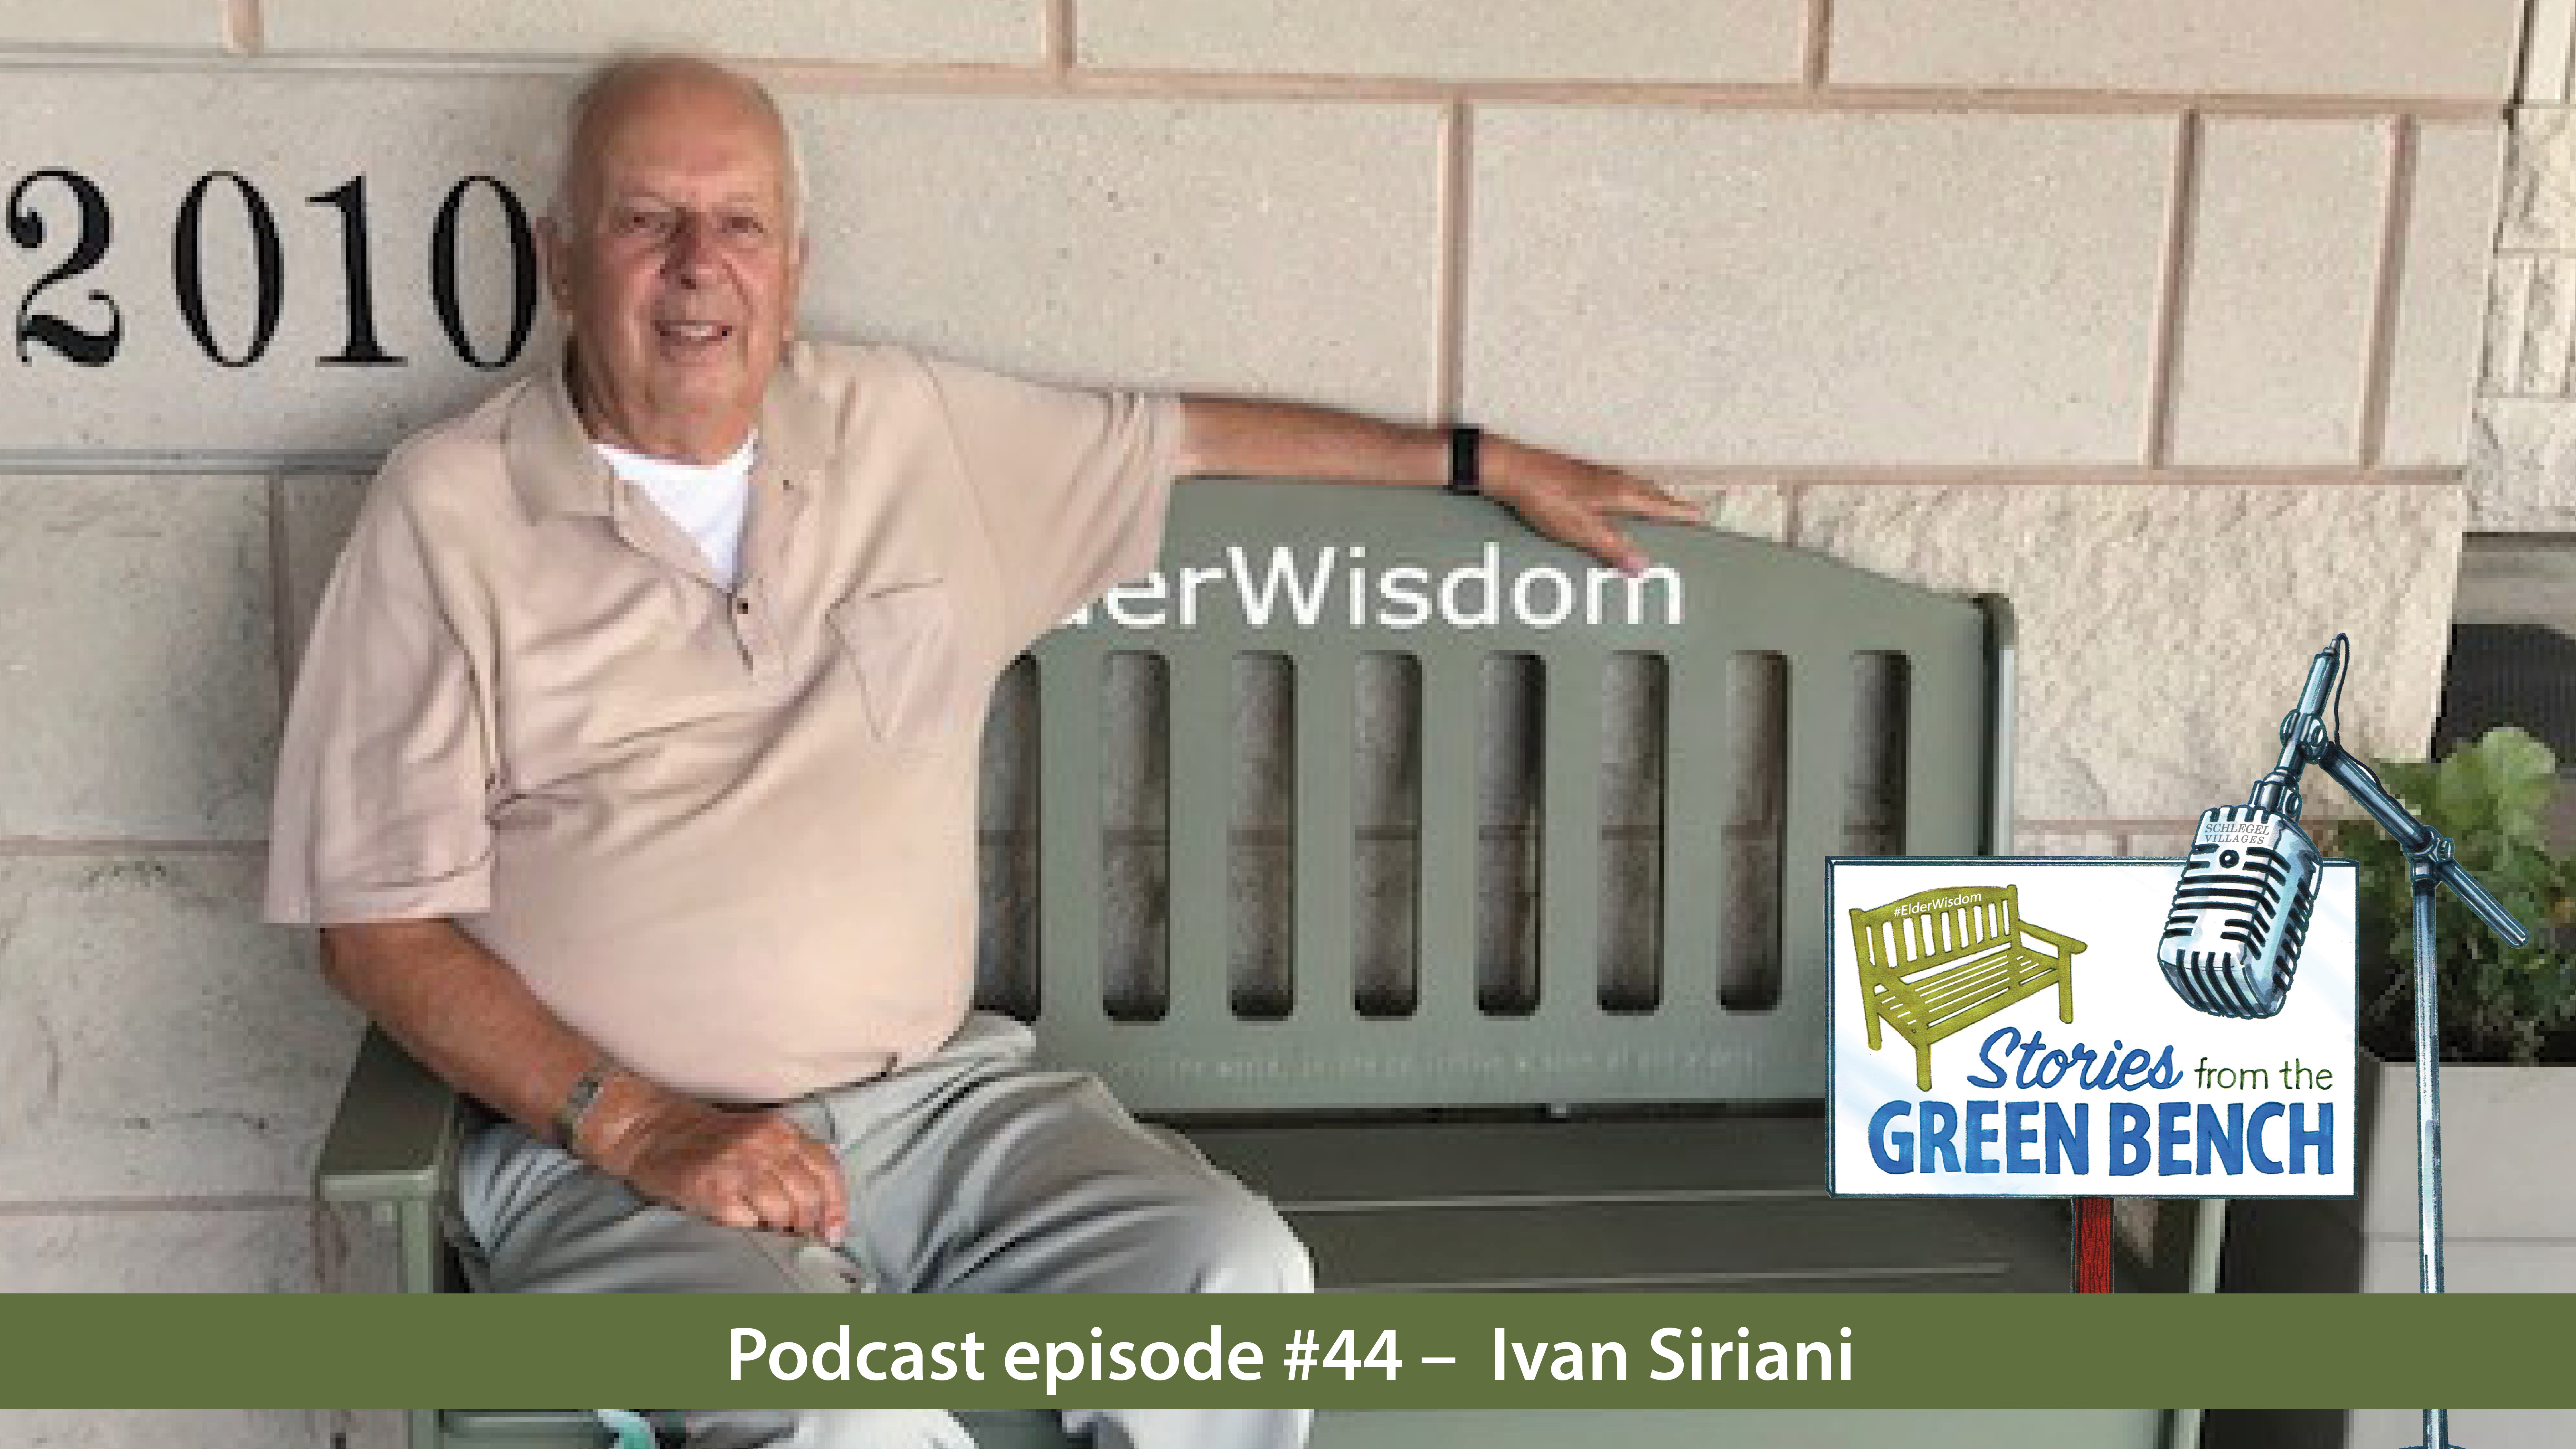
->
[264,478,495,925]
[913,353,1179,649]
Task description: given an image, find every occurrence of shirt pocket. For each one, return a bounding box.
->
[828,580,975,753]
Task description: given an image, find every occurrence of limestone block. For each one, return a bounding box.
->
[2381,124,2505,466]
[2483,256,2537,394]
[0,0,220,49]
[278,475,367,685]
[1830,0,2520,102]
[0,1410,334,1449]
[0,71,562,458]
[2534,0,2576,105]
[0,855,363,1200]
[2167,120,2384,464]
[2485,257,2576,398]
[1650,476,1789,543]
[1465,109,2173,465]
[1796,484,2466,821]
[2469,395,2576,528]
[796,97,1442,421]
[2500,107,2576,253]
[0,1205,318,1291]
[262,0,1042,64]
[1077,0,1805,84]
[0,476,275,840]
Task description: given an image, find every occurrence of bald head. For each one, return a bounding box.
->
[538,51,809,462]
[550,54,806,237]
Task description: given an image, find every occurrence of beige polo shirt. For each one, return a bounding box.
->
[267,341,1177,1102]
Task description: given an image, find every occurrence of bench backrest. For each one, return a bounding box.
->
[1848,883,2024,981]
[993,480,2012,1113]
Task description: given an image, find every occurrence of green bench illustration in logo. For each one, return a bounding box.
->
[1849,883,2087,1091]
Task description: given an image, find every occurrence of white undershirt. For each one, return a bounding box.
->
[594,433,757,587]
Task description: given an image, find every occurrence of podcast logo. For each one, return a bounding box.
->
[1829,858,2356,1200]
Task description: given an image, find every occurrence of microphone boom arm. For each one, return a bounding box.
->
[2249,639,2529,1449]
[2244,640,2525,947]
[2309,738,2527,951]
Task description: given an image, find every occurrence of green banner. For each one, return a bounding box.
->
[2,1294,2571,1409]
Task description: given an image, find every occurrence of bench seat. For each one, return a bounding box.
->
[1875,943,2068,1044]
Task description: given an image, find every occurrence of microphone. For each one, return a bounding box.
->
[2156,643,2339,1018]
[2159,804,2326,1018]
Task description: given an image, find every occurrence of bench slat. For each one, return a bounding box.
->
[1168,660,1230,1026]
[1660,653,1728,1010]
[1414,650,1482,1022]
[1538,651,1607,1025]
[1904,949,2056,1031]
[1779,649,1853,1034]
[1293,650,1358,1017]
[1188,1118,1829,1203]
[1035,649,1109,1028]
[1189,1118,2069,1293]
[1290,1195,2065,1293]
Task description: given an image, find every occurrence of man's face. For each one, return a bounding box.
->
[541,71,805,457]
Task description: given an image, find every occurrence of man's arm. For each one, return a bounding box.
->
[322,920,848,1243]
[1173,396,1701,574]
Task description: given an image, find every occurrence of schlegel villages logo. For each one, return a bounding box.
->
[1066,544,1687,632]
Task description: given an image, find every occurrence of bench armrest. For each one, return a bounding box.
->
[2016,921,2086,958]
[316,1025,470,1293]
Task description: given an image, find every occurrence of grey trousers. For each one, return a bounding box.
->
[457,1014,1314,1449]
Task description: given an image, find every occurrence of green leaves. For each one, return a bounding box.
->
[2325,727,2576,1065]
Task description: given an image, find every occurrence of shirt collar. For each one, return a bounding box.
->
[505,343,832,521]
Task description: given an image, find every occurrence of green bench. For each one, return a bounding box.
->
[1849,883,2087,1092]
[318,480,2145,1448]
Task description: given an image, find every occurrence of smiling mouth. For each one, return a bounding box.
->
[656,321,734,345]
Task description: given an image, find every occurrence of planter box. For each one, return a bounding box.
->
[2217,1054,2576,1449]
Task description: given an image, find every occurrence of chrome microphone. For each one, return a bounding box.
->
[2158,804,2325,1018]
[2157,642,2341,1018]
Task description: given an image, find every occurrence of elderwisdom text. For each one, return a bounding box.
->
[1064,545,1687,632]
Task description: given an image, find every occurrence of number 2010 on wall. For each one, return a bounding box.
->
[8,168,537,371]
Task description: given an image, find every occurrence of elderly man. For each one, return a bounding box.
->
[268,53,1692,1449]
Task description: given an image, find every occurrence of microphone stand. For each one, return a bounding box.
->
[2250,644,2528,1449]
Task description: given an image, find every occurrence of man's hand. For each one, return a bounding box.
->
[1479,440,1703,576]
[316,921,854,1245]
[588,1084,851,1245]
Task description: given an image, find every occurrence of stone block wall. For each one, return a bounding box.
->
[2481,0,2576,527]
[0,4,2534,1444]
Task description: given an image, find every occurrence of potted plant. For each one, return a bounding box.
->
[2329,726,2576,1066]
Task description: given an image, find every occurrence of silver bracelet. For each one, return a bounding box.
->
[551,1064,614,1151]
